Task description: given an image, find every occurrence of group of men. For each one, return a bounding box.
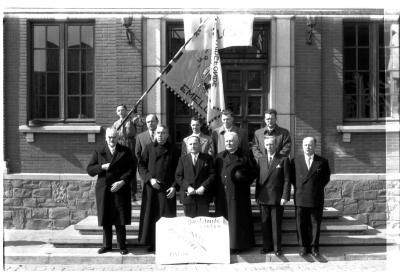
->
[87,108,331,259]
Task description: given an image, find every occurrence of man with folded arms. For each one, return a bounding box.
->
[176,135,215,217]
[291,137,331,257]
[256,136,291,256]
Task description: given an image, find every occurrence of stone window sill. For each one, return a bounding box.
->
[336,124,400,142]
[19,125,102,143]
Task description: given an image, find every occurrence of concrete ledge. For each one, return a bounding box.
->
[3,173,95,181]
[19,125,102,134]
[337,124,400,133]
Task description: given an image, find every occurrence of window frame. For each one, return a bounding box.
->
[343,19,399,122]
[28,19,96,123]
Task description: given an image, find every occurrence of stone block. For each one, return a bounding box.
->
[373,203,387,213]
[13,188,32,198]
[37,198,46,204]
[22,183,40,189]
[32,188,51,198]
[355,213,368,224]
[71,210,88,220]
[23,198,37,207]
[358,200,374,213]
[80,180,94,187]
[49,207,70,219]
[39,180,51,188]
[369,213,386,221]
[25,209,32,219]
[67,190,83,201]
[53,219,71,229]
[342,181,354,197]
[12,210,26,229]
[343,203,358,214]
[77,200,94,210]
[67,184,79,191]
[364,190,377,200]
[371,221,386,228]
[11,180,24,188]
[82,192,89,199]
[352,190,364,200]
[369,180,385,190]
[332,199,344,211]
[32,208,49,219]
[4,183,13,198]
[344,198,357,205]
[25,219,52,229]
[325,187,342,199]
[387,189,400,196]
[353,182,370,191]
[4,198,22,206]
[3,211,13,220]
[39,200,58,208]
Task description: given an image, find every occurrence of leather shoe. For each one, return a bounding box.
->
[299,249,308,257]
[97,247,111,254]
[120,248,129,255]
[275,250,283,256]
[312,248,320,257]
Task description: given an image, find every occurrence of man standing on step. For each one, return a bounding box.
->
[175,135,215,217]
[291,137,331,257]
[87,128,134,255]
[256,136,291,256]
[252,109,291,163]
[137,125,179,252]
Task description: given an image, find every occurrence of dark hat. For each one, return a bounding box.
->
[229,163,251,184]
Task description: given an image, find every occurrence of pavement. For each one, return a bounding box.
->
[2,229,400,272]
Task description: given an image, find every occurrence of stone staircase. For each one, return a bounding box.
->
[5,186,394,265]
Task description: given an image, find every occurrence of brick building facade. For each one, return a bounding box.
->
[2,9,399,232]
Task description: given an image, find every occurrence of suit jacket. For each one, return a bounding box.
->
[256,154,291,205]
[181,133,214,157]
[135,130,153,161]
[137,141,179,190]
[86,143,133,226]
[291,154,331,208]
[251,125,291,162]
[175,153,215,204]
[212,125,249,155]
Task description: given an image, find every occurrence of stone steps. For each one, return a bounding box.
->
[4,243,391,265]
[50,224,389,247]
[75,216,368,235]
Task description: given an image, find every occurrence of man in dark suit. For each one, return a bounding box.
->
[256,136,291,256]
[252,109,291,163]
[212,109,249,155]
[137,125,178,252]
[214,131,256,253]
[176,135,215,217]
[291,137,331,257]
[87,128,134,255]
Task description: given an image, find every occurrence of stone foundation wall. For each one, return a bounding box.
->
[324,174,393,228]
[3,174,97,229]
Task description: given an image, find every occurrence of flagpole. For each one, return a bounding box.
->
[117,17,210,130]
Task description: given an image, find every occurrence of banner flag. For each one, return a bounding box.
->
[160,15,253,128]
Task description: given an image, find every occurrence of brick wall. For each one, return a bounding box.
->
[3,17,143,174]
[294,16,386,173]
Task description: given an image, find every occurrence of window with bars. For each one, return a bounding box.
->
[343,21,399,121]
[30,22,95,121]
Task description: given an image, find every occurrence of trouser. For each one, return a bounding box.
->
[259,204,284,251]
[102,225,127,249]
[183,201,210,218]
[296,206,323,250]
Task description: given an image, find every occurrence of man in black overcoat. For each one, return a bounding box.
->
[175,135,215,217]
[137,125,178,252]
[291,137,331,257]
[256,136,291,256]
[87,128,134,255]
[214,131,256,253]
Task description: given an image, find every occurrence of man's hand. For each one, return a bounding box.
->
[195,186,205,196]
[280,198,288,206]
[111,180,125,192]
[166,187,176,199]
[186,186,195,196]
[150,178,161,190]
[101,163,110,170]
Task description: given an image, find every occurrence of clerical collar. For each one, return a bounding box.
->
[192,132,201,137]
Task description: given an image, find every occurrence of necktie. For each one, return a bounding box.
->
[150,131,155,142]
[307,157,311,170]
[193,155,197,166]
